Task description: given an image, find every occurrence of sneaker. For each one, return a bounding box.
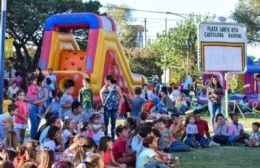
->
[209,140,220,146]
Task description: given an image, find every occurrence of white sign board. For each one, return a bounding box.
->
[198,22,247,72]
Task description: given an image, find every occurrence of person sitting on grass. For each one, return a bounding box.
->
[136,136,172,168]
[174,93,188,115]
[245,122,259,147]
[228,113,248,143]
[184,116,200,148]
[213,113,231,146]
[64,101,89,124]
[99,136,126,168]
[168,114,191,152]
[194,110,213,147]
[140,112,149,126]
[112,125,135,166]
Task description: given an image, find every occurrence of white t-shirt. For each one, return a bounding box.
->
[136,147,157,168]
[8,86,19,98]
[183,77,193,90]
[186,124,198,135]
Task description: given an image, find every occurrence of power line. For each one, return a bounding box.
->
[102,5,188,19]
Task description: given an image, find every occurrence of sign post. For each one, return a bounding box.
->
[198,22,247,118]
[0,0,7,114]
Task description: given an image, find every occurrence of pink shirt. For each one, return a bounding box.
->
[15,101,29,124]
[27,84,38,100]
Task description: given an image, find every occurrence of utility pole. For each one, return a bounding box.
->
[144,18,147,47]
[0,0,7,114]
[164,18,167,83]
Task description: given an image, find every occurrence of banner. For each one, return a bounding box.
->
[5,38,14,58]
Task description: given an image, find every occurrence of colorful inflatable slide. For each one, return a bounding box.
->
[39,13,146,102]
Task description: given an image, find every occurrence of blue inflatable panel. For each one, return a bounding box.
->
[45,13,101,31]
[247,65,260,73]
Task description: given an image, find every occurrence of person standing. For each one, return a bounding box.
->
[255,74,260,101]
[78,77,93,112]
[182,76,193,97]
[46,68,57,95]
[100,75,122,140]
[207,76,224,127]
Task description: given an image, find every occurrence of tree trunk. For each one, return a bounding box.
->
[32,38,43,70]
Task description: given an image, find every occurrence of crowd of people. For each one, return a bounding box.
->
[0,68,259,168]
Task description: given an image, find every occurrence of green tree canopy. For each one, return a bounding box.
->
[232,0,260,43]
[6,0,101,73]
[151,14,215,83]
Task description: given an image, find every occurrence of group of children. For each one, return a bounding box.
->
[0,70,259,168]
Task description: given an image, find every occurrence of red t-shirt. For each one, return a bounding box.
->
[103,150,112,166]
[196,119,209,137]
[112,138,126,160]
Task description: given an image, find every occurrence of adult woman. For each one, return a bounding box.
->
[207,76,224,127]
[29,76,49,139]
[100,75,122,140]
[40,125,64,152]
[213,113,231,146]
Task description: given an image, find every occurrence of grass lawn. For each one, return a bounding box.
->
[176,146,260,168]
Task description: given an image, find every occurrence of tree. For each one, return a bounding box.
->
[104,5,138,48]
[6,0,101,74]
[151,14,215,83]
[232,0,260,43]
[125,48,163,78]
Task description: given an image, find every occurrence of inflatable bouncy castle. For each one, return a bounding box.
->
[39,13,146,102]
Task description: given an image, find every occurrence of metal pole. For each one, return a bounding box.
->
[144,18,147,47]
[0,0,7,114]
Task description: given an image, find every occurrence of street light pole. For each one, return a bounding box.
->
[0,0,7,114]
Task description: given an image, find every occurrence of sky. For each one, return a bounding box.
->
[84,0,259,57]
[94,0,239,39]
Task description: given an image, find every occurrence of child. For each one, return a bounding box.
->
[7,81,19,100]
[228,113,248,143]
[38,149,55,168]
[0,103,17,140]
[184,116,200,148]
[64,101,89,124]
[46,91,62,117]
[5,131,19,150]
[112,125,135,166]
[90,114,105,145]
[119,95,131,118]
[169,85,181,103]
[99,136,126,168]
[26,75,38,103]
[59,80,75,120]
[80,122,94,138]
[174,93,188,115]
[136,136,171,168]
[239,96,250,113]
[78,77,93,112]
[245,122,260,147]
[130,87,145,118]
[140,112,149,126]
[168,114,191,152]
[62,118,75,148]
[15,90,29,144]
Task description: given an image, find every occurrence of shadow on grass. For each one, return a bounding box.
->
[176,146,260,168]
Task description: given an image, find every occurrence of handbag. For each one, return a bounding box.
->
[102,85,116,107]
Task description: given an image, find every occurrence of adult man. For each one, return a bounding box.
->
[194,110,211,147]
